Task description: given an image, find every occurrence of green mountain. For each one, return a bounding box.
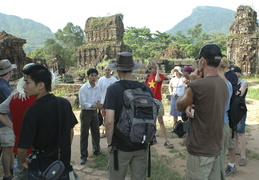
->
[0,13,54,52]
[166,6,236,35]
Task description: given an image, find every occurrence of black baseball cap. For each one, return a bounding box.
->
[195,44,222,61]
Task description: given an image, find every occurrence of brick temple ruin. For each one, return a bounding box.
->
[0,31,28,77]
[76,14,129,67]
[227,5,259,75]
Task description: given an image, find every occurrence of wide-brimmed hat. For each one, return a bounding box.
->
[0,59,17,75]
[108,52,141,71]
[172,66,182,74]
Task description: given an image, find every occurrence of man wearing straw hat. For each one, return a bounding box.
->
[0,59,17,180]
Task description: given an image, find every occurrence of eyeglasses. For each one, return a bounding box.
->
[105,69,111,71]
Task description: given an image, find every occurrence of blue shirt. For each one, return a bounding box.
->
[0,78,13,127]
[224,81,233,124]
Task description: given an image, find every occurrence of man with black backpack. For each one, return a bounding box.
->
[104,52,155,180]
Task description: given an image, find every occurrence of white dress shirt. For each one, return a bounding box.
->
[98,76,118,104]
[79,82,101,110]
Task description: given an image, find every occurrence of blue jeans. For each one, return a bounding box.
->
[236,113,247,134]
[28,170,69,180]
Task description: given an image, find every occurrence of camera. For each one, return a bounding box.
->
[173,94,179,98]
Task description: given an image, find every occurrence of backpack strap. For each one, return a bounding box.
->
[117,80,150,93]
[147,144,151,177]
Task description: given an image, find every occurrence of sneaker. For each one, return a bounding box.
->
[225,164,237,176]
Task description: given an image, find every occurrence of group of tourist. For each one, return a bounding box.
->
[0,43,249,180]
[0,61,77,180]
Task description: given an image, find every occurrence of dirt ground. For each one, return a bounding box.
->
[0,99,258,179]
[70,98,259,180]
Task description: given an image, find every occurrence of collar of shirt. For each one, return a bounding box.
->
[86,82,99,89]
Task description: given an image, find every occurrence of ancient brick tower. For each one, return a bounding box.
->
[77,14,129,67]
[227,5,259,75]
[0,31,27,77]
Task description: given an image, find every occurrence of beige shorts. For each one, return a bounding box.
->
[228,130,237,149]
[186,152,220,180]
[157,100,164,117]
[0,126,15,147]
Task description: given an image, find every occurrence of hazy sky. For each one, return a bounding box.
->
[1,0,258,33]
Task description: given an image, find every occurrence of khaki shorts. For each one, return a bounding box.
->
[157,100,164,117]
[0,126,15,147]
[228,130,237,149]
[186,152,220,180]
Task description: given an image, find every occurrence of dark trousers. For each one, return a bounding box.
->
[80,109,100,159]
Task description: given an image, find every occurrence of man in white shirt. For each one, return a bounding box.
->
[79,68,104,165]
[98,65,118,137]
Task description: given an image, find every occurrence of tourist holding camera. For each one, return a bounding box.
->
[169,66,185,128]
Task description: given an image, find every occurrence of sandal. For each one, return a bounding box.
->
[3,175,14,180]
[238,158,247,166]
[164,141,174,149]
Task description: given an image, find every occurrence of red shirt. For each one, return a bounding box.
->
[145,73,164,100]
[10,94,36,154]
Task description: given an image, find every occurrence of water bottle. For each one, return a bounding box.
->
[13,157,18,176]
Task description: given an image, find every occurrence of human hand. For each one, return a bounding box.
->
[96,101,102,109]
[182,78,190,85]
[22,158,31,169]
[189,69,203,81]
[185,105,195,118]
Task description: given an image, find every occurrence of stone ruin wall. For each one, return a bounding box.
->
[227,5,259,75]
[77,14,129,68]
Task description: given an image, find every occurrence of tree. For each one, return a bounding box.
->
[55,22,85,50]
[124,27,154,59]
[53,23,85,66]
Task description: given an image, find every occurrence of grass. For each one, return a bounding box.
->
[88,147,184,180]
[246,87,259,100]
[148,148,183,180]
[246,149,259,160]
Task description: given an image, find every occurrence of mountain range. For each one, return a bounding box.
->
[0,13,54,52]
[1,6,258,52]
[166,6,236,35]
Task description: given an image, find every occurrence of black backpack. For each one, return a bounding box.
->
[116,81,159,146]
[173,120,186,138]
[228,91,247,137]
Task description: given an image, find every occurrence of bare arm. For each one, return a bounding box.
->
[0,114,13,129]
[105,109,115,152]
[169,80,173,95]
[155,64,161,82]
[176,88,194,112]
[238,81,248,96]
[17,148,30,168]
[70,129,74,145]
